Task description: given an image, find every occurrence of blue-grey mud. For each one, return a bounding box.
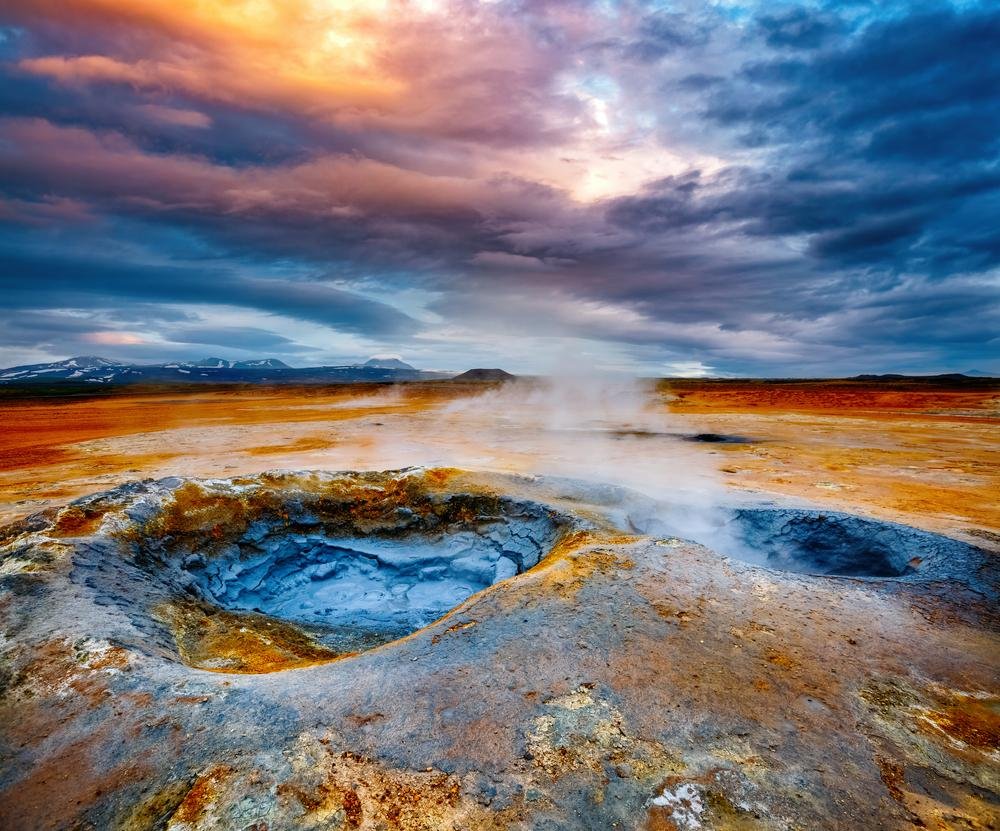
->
[1,464,997,830]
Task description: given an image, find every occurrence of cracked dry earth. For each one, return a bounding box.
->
[0,467,998,831]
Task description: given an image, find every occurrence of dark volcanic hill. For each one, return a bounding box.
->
[450,368,516,382]
[850,372,998,385]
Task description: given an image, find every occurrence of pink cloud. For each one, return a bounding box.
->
[11,0,585,148]
[83,331,146,345]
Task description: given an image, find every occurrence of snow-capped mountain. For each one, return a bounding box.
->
[181,357,292,369]
[0,356,448,385]
[60,356,121,369]
[362,356,416,370]
[0,355,296,383]
[233,358,290,369]
[0,356,126,382]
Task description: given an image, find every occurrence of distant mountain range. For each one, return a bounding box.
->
[191,357,291,369]
[850,372,997,382]
[0,356,449,385]
[2,357,991,387]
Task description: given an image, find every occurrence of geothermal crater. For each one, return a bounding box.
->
[87,470,575,665]
[152,491,564,651]
[627,499,990,583]
[716,507,988,579]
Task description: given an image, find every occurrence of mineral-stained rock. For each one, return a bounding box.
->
[0,467,996,830]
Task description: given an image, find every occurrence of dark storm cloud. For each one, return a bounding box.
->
[625,11,710,62]
[0,310,103,347]
[612,3,1000,281]
[0,57,394,171]
[716,5,1000,165]
[0,243,419,337]
[166,326,319,353]
[755,7,844,50]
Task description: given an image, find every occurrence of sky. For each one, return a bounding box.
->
[0,0,997,376]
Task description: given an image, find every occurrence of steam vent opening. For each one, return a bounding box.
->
[712,507,984,579]
[123,472,570,671]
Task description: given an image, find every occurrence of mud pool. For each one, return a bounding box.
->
[703,507,989,581]
[146,489,563,648]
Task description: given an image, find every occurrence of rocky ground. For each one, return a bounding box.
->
[0,380,997,830]
[0,466,997,830]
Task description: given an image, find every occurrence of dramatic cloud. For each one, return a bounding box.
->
[0,0,996,373]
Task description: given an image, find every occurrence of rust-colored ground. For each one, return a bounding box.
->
[1,379,997,540]
[0,384,464,524]
[1,394,997,831]
[664,380,1000,538]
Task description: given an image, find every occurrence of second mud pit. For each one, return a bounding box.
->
[72,470,575,671]
[624,498,993,585]
[708,507,989,580]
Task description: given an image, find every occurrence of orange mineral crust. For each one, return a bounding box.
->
[664,379,1000,538]
[2,379,997,538]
